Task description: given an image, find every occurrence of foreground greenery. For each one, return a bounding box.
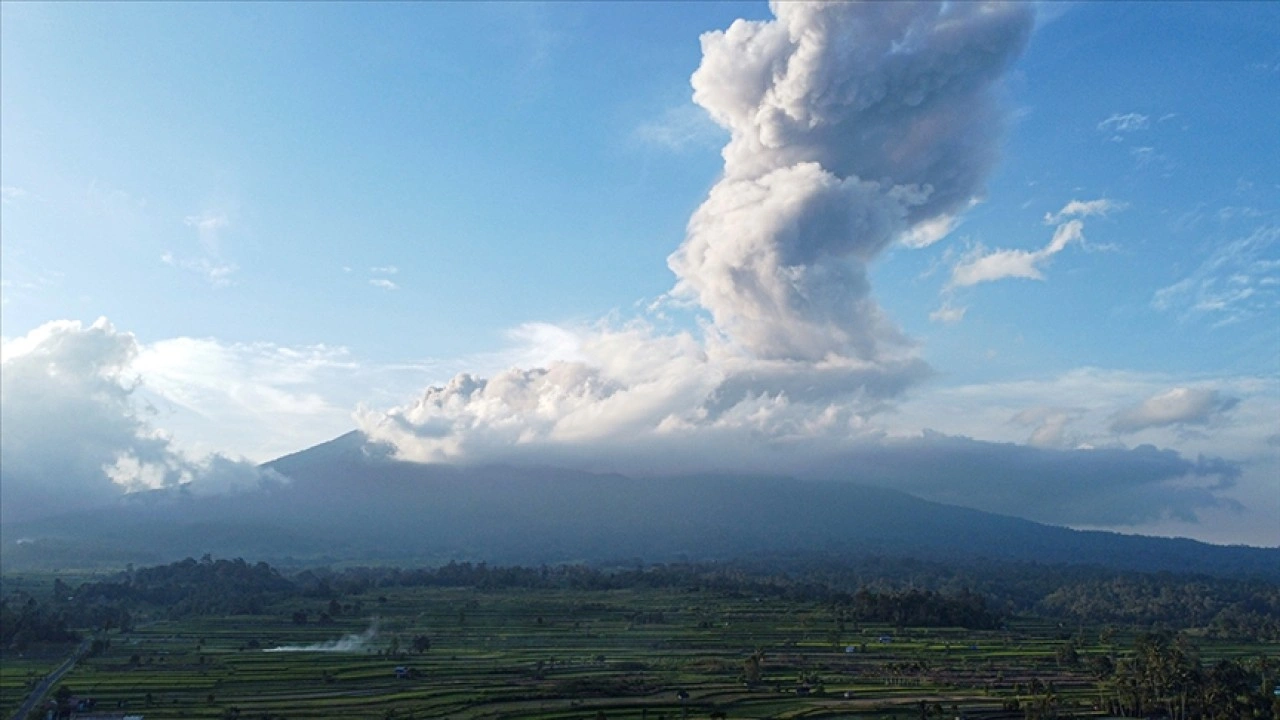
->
[2,556,1278,719]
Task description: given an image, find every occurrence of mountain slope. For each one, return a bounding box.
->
[4,431,1276,578]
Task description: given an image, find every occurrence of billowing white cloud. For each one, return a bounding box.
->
[668,1,1033,361]
[1111,387,1239,433]
[357,322,928,465]
[363,2,1033,465]
[949,219,1083,287]
[0,319,280,524]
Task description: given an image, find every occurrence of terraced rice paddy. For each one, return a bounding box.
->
[13,583,1275,719]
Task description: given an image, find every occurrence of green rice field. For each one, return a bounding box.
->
[7,582,1276,719]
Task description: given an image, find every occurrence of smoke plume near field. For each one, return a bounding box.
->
[264,620,380,653]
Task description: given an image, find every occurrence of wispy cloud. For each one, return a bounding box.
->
[928,303,967,325]
[950,219,1084,287]
[161,252,238,288]
[1043,198,1126,224]
[1130,146,1175,173]
[165,209,238,287]
[1152,224,1279,324]
[1,185,29,204]
[184,211,230,254]
[634,104,725,152]
[369,278,399,291]
[1098,112,1150,134]
[947,198,1125,290]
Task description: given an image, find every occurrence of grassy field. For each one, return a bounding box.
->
[9,582,1276,719]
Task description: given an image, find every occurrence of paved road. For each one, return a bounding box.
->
[8,638,91,720]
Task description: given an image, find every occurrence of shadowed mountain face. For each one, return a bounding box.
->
[3,431,1277,578]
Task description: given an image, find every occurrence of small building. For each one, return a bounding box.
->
[878,635,893,643]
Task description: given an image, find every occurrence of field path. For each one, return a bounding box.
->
[8,638,91,720]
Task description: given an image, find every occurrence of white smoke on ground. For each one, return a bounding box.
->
[264,620,380,653]
[359,3,1034,465]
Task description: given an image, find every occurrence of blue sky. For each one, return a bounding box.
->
[2,2,1277,545]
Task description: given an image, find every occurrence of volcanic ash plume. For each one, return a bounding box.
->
[669,1,1034,361]
[359,2,1034,465]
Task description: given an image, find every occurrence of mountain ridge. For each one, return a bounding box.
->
[3,431,1276,578]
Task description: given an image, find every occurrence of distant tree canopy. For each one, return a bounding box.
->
[74,556,296,617]
[5,553,1279,648]
[1038,575,1280,641]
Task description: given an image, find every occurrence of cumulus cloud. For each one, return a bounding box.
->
[949,219,1083,287]
[369,278,399,291]
[0,319,280,524]
[1111,387,1240,433]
